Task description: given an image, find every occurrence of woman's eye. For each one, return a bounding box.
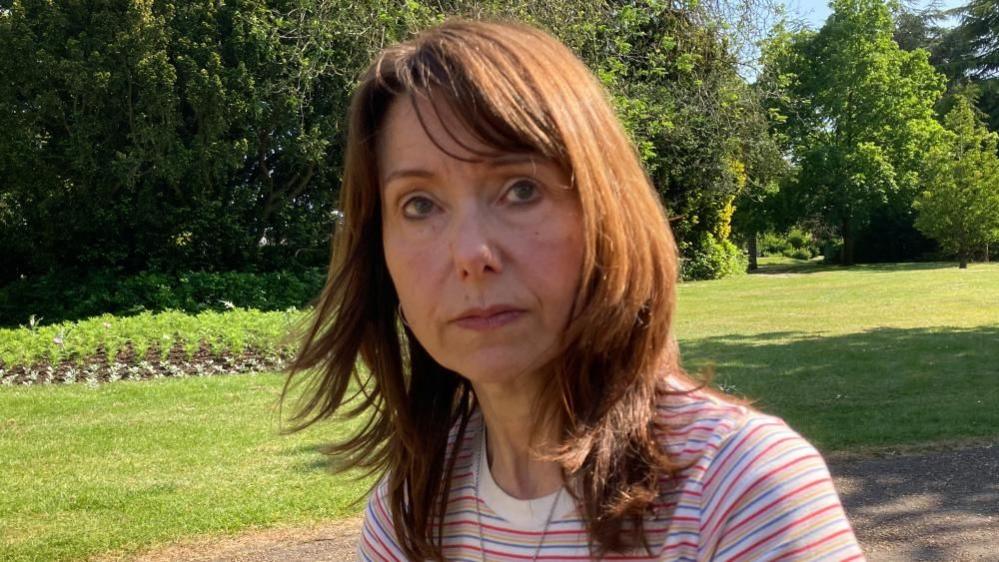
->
[504,179,540,204]
[401,196,437,219]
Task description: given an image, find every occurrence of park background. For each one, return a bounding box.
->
[1,0,997,560]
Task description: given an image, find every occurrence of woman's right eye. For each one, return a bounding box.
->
[401,195,437,219]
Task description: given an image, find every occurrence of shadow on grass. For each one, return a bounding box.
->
[680,325,999,450]
[286,326,998,462]
[276,326,999,556]
[284,442,337,473]
[848,261,967,273]
[683,325,999,558]
[284,441,382,482]
[751,260,962,275]
[751,259,838,275]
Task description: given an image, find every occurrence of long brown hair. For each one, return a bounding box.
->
[282,18,693,560]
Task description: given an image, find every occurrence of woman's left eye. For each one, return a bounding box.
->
[503,179,541,204]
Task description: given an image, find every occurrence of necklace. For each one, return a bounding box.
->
[473,426,563,562]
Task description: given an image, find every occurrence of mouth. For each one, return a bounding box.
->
[452,305,525,331]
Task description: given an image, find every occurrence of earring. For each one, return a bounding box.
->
[398,303,411,328]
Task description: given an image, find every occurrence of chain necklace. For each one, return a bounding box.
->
[473,426,563,562]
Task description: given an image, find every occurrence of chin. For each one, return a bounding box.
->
[445,353,548,389]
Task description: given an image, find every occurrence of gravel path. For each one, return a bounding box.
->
[118,519,363,562]
[124,443,999,561]
[828,443,998,561]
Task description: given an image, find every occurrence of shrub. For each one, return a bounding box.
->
[823,240,844,264]
[0,269,326,327]
[790,248,813,260]
[758,231,791,257]
[758,228,820,260]
[786,227,812,252]
[681,233,749,281]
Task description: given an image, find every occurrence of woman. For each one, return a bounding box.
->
[283,19,864,561]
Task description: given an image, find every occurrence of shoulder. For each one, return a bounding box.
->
[654,380,755,466]
[699,415,864,560]
[656,384,864,560]
[357,477,406,561]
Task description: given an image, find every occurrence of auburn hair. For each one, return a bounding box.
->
[281,18,698,560]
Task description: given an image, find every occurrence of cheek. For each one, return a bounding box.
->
[383,230,442,318]
[525,220,584,312]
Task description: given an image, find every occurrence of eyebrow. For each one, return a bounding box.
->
[381,153,541,186]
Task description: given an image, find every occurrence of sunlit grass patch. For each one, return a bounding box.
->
[0,373,371,562]
[676,262,999,449]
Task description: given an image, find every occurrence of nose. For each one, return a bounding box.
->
[450,207,502,281]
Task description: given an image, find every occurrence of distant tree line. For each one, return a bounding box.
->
[748,0,999,267]
[0,0,785,284]
[2,0,995,291]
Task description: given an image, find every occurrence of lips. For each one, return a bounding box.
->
[452,305,524,331]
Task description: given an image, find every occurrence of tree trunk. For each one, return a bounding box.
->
[985,242,990,263]
[748,232,758,271]
[841,217,855,266]
[959,249,968,269]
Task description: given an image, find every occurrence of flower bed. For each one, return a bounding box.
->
[0,308,307,385]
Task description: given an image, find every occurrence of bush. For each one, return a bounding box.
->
[855,206,937,263]
[758,228,820,260]
[758,231,791,257]
[681,233,749,281]
[786,227,812,252]
[823,240,844,264]
[789,248,814,260]
[0,269,326,327]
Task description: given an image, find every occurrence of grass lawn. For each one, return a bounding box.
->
[0,374,370,562]
[2,261,997,560]
[676,260,999,450]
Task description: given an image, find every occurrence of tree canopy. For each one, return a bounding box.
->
[947,0,999,79]
[0,0,785,282]
[759,0,947,264]
[914,94,999,267]
[892,0,999,131]
[0,0,367,277]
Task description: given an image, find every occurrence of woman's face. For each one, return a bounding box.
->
[378,95,584,388]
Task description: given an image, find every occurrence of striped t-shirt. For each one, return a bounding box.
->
[358,386,865,561]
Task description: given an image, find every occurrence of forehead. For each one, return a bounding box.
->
[376,94,503,172]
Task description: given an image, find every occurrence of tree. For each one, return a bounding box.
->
[946,0,999,79]
[893,0,999,133]
[914,94,999,267]
[0,0,587,280]
[0,0,374,279]
[390,0,788,280]
[0,0,780,282]
[735,21,810,270]
[892,4,946,54]
[760,0,947,264]
[588,1,787,278]
[938,0,999,131]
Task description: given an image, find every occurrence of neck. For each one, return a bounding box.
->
[473,375,562,500]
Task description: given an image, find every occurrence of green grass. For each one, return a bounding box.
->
[0,374,370,562]
[676,261,999,450]
[2,261,998,560]
[755,254,830,271]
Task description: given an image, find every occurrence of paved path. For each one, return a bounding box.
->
[121,519,363,562]
[828,443,998,561]
[126,443,999,561]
